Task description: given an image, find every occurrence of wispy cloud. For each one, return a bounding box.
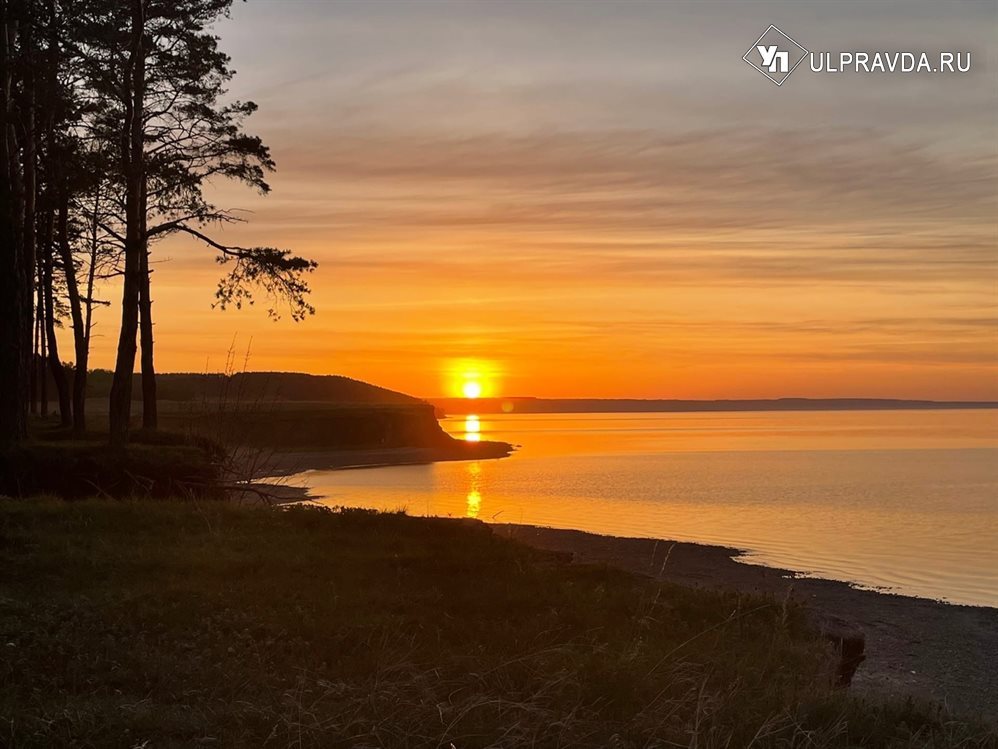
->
[79,0,998,398]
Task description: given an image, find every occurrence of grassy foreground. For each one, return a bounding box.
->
[0,501,991,748]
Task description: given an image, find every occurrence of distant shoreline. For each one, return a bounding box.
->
[432,397,998,415]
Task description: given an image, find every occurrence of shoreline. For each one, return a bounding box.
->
[491,523,998,720]
[242,441,514,501]
[259,440,514,478]
[239,451,997,720]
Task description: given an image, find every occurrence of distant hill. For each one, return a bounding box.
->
[431,397,998,415]
[83,371,424,405]
[71,370,998,414]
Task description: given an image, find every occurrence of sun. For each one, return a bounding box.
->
[445,359,501,399]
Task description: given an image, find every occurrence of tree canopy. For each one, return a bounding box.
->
[1,0,316,444]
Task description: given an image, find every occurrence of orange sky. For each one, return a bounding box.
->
[63,1,998,400]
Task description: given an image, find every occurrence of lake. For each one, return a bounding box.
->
[285,409,998,608]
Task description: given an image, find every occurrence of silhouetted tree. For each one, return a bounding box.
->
[36,0,76,427]
[75,0,315,445]
[1,0,36,443]
[59,152,118,436]
[3,0,315,445]
[4,0,100,437]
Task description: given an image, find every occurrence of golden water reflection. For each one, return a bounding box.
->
[463,414,481,442]
[289,411,998,607]
[466,462,482,517]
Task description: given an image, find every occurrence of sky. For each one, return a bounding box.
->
[74,0,997,399]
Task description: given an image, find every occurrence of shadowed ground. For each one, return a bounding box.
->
[493,524,998,720]
[1,500,993,747]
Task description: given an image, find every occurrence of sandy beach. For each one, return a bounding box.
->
[491,523,998,721]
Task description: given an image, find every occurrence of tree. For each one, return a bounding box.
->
[76,0,315,445]
[36,0,75,427]
[57,147,118,436]
[4,0,102,438]
[1,0,35,443]
[2,0,316,445]
[37,0,118,436]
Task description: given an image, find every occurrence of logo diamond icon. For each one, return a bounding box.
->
[742,25,809,86]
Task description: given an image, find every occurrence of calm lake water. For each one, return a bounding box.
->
[287,410,998,608]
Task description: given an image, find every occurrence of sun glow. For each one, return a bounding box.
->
[445,359,501,399]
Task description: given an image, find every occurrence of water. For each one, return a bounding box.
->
[284,410,998,608]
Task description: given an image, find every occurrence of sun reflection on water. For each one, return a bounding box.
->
[465,490,481,517]
[466,462,482,518]
[464,414,481,442]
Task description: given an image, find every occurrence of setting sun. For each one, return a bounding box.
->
[445,359,502,399]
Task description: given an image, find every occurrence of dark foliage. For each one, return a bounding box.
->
[1,0,316,444]
[81,370,425,404]
[0,441,221,499]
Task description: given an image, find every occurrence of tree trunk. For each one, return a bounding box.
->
[138,184,156,430]
[0,0,32,443]
[80,186,103,436]
[36,266,47,416]
[108,0,146,448]
[108,202,142,445]
[0,43,27,437]
[30,311,38,414]
[57,187,87,435]
[40,7,71,430]
[41,208,70,426]
[25,12,42,421]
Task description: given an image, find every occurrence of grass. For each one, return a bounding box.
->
[0,499,993,748]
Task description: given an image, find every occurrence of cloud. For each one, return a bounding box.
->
[120,0,997,398]
[260,126,994,243]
